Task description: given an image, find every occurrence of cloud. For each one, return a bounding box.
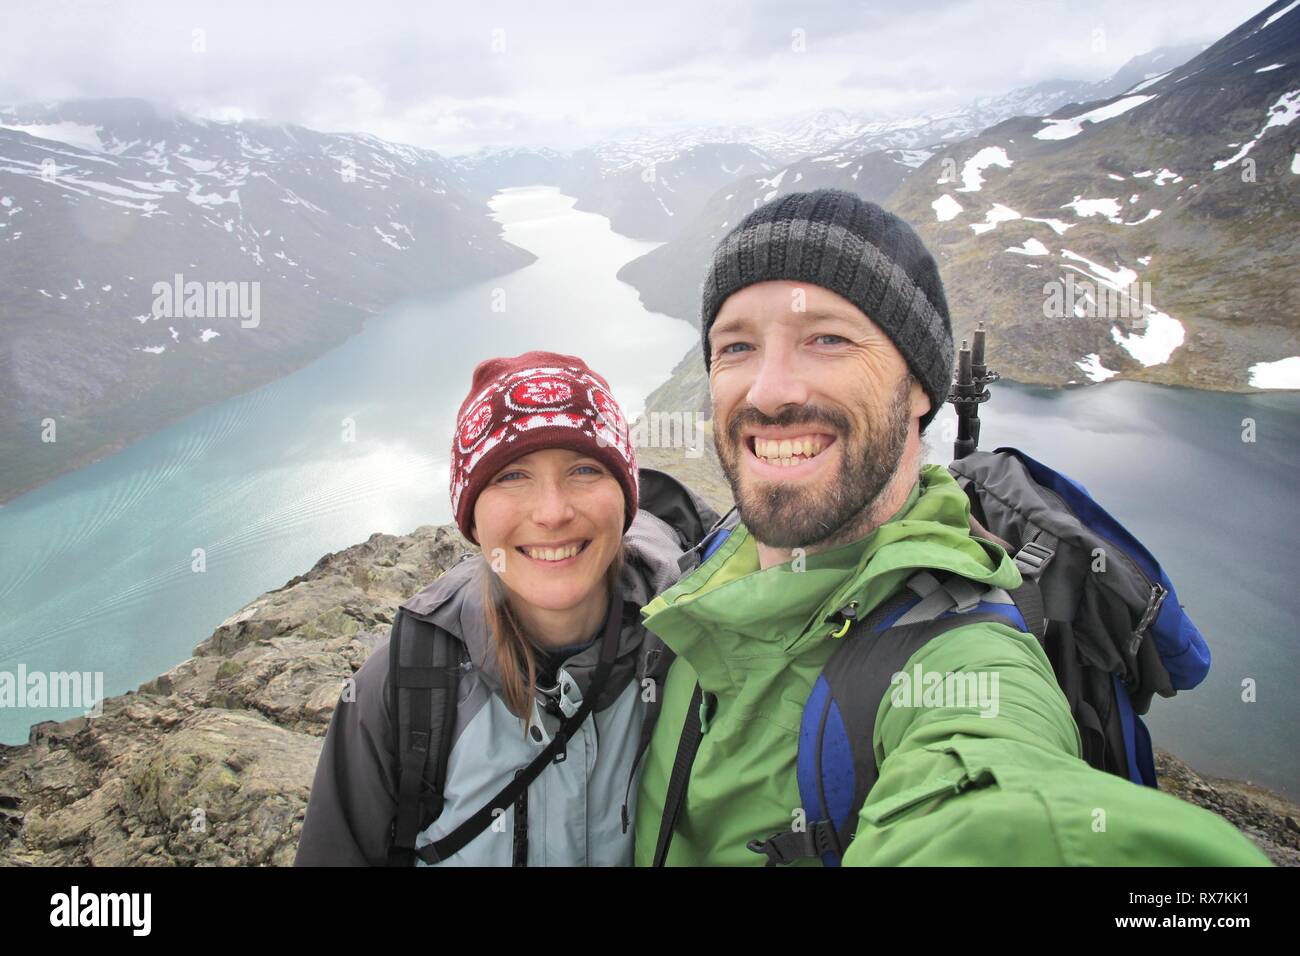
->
[0,0,1270,153]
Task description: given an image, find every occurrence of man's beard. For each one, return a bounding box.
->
[715,376,913,550]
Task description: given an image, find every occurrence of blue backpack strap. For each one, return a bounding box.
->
[678,506,740,574]
[1112,673,1158,786]
[749,572,1028,867]
[702,527,731,561]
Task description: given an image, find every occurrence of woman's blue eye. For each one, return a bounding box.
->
[575,465,602,476]
[496,471,525,482]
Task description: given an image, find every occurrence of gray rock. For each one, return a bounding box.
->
[0,523,467,866]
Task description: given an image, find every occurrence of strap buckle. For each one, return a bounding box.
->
[1012,540,1055,580]
[747,820,841,867]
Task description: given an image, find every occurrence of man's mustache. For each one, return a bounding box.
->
[724,405,853,448]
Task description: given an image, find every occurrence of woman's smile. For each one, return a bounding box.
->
[516,539,591,565]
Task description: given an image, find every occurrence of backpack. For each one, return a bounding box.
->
[385,468,718,867]
[657,447,1210,867]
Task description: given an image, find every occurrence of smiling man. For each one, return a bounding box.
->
[633,189,1268,867]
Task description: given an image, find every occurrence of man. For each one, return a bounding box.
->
[633,189,1269,866]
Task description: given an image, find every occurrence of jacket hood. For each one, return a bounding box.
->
[398,468,707,707]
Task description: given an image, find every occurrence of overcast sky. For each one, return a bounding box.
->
[0,0,1276,153]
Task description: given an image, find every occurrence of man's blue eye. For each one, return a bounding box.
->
[719,342,752,354]
[815,334,848,345]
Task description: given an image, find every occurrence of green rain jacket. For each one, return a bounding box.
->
[634,464,1270,866]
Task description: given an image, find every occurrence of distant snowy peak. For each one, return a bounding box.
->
[0,99,469,252]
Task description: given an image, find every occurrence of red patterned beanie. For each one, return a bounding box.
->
[450,351,639,544]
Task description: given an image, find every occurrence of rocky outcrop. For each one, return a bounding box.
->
[1155,751,1300,867]
[1,499,1296,865]
[0,524,467,866]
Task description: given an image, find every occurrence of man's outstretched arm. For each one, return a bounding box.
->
[841,623,1271,866]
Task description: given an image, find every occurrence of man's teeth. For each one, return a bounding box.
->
[523,543,583,561]
[753,436,827,466]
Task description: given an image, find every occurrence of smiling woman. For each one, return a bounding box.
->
[449,353,643,728]
[473,446,629,718]
[295,349,714,866]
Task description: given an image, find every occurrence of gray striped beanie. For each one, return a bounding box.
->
[701,189,954,432]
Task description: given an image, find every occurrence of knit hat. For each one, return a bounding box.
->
[700,189,954,431]
[449,351,639,544]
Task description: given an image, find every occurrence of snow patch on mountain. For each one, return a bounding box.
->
[932,194,963,222]
[955,146,1013,192]
[0,122,105,152]
[1075,353,1119,382]
[970,203,1021,234]
[1060,249,1183,367]
[1249,356,1300,388]
[1126,209,1162,224]
[1126,71,1172,94]
[1023,217,1075,235]
[1062,196,1124,224]
[1007,237,1050,256]
[1259,1,1299,32]
[1033,95,1157,140]
[1212,89,1300,170]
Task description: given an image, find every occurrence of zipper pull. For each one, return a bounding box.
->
[824,601,859,639]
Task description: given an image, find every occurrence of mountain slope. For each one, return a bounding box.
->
[0,99,535,503]
[618,147,925,325]
[887,0,1299,390]
[632,11,1297,417]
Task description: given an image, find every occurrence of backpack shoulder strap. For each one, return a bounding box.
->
[386,609,464,866]
[652,682,714,867]
[749,571,1027,867]
[620,638,676,835]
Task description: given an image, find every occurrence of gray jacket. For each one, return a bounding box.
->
[295,470,716,866]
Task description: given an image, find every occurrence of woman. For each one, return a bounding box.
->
[295,351,715,865]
